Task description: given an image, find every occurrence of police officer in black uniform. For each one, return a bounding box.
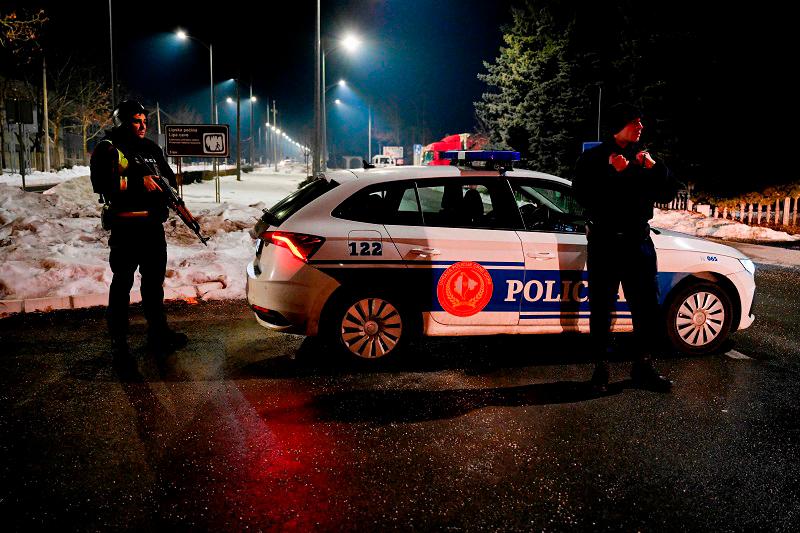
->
[573,103,682,393]
[90,100,187,362]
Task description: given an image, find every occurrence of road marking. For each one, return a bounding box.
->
[726,350,752,360]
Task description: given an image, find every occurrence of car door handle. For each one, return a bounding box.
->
[527,251,555,261]
[410,247,441,258]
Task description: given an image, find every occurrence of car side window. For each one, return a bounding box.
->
[332,181,422,225]
[510,179,587,233]
[416,179,522,230]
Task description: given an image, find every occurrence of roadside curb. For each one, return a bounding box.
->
[0,281,226,318]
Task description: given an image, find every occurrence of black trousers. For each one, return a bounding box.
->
[587,233,661,359]
[107,219,168,340]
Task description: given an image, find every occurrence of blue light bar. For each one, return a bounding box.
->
[442,150,521,162]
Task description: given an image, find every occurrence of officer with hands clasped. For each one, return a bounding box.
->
[90,100,188,365]
[573,103,683,393]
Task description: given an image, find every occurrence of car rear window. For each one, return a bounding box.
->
[262,178,339,226]
[333,181,422,225]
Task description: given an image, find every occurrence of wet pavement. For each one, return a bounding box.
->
[1,264,799,530]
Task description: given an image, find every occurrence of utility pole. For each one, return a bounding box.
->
[236,75,241,181]
[43,56,50,172]
[368,104,372,163]
[596,85,602,141]
[273,99,278,172]
[249,79,255,168]
[313,0,321,177]
[108,0,115,108]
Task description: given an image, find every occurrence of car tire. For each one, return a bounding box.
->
[665,281,733,355]
[329,294,408,360]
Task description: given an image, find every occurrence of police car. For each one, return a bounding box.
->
[246,151,756,359]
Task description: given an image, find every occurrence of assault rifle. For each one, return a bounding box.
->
[133,155,210,246]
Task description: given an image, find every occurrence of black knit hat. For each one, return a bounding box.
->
[606,102,642,134]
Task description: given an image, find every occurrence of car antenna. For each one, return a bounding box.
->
[362,159,375,169]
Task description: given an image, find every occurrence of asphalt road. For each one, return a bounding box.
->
[1,265,799,531]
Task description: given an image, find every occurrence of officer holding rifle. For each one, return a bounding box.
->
[90,100,190,364]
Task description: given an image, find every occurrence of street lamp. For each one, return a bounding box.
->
[315,32,362,174]
[249,81,257,167]
[334,100,373,163]
[175,29,214,126]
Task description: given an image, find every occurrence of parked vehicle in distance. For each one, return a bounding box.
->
[422,133,487,166]
[371,154,396,167]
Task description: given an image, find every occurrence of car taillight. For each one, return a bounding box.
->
[258,231,325,262]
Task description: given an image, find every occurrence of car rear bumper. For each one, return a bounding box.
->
[246,258,339,336]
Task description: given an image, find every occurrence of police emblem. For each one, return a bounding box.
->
[436,261,494,317]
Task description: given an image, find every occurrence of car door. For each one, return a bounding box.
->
[509,177,596,332]
[384,176,525,326]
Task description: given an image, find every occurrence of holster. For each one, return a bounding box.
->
[101,203,113,231]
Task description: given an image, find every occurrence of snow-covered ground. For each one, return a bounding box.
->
[0,162,271,188]
[0,167,306,301]
[650,209,799,242]
[0,166,797,303]
[0,166,91,187]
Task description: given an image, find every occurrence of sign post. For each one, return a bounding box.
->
[5,99,34,191]
[165,124,230,203]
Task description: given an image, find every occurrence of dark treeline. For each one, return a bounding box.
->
[476,0,792,198]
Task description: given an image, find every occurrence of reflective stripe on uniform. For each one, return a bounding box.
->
[97,140,129,192]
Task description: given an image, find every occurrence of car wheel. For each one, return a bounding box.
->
[334,295,405,360]
[665,281,733,355]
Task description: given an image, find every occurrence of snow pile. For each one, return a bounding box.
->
[0,183,110,299]
[651,208,800,242]
[0,165,90,187]
[0,169,300,300]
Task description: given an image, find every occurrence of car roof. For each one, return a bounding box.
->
[322,165,571,187]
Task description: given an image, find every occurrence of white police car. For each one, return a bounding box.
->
[246,151,756,359]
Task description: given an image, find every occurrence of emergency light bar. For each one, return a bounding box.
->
[442,150,521,162]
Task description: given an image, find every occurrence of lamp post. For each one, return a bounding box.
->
[315,32,361,174]
[272,100,278,172]
[313,0,321,177]
[322,78,345,169]
[332,83,373,164]
[175,30,214,126]
[249,80,256,168]
[320,35,361,172]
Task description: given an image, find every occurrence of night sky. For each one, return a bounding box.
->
[5,1,792,165]
[12,0,514,157]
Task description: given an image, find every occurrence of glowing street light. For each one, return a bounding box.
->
[175,29,214,125]
[316,32,363,174]
[341,33,362,53]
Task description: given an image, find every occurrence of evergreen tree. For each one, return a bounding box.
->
[476,3,589,178]
[478,1,794,195]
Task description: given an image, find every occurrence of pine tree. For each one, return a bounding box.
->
[476,3,590,178]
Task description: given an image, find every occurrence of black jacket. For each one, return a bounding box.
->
[572,138,682,233]
[90,128,177,219]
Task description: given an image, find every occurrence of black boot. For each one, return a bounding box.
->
[590,361,610,394]
[631,358,673,393]
[146,327,188,355]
